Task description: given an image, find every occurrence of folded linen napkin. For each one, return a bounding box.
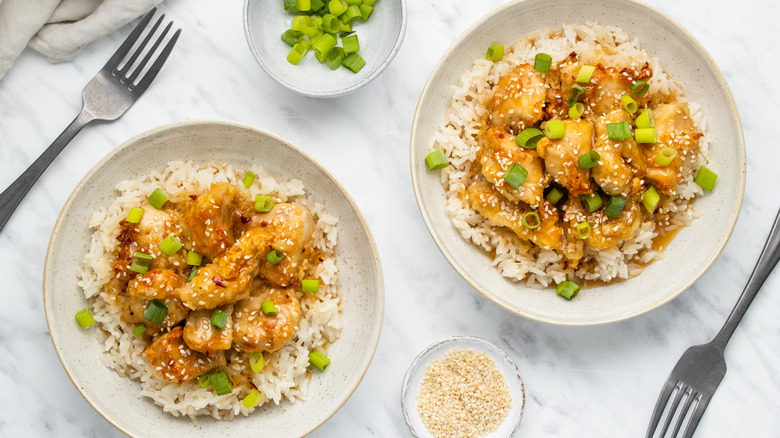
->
[0,0,164,80]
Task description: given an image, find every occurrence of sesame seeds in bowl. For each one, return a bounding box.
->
[401,336,525,438]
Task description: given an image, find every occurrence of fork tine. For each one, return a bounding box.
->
[671,390,699,437]
[681,394,711,438]
[102,8,157,71]
[659,384,689,437]
[133,27,181,95]
[117,14,165,79]
[125,21,172,85]
[645,379,680,438]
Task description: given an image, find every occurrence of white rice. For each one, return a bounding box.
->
[77,160,343,419]
[432,23,710,287]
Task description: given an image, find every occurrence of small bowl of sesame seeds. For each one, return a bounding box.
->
[401,336,525,438]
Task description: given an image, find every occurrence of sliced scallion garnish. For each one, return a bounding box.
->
[425,150,448,171]
[576,221,591,239]
[606,121,632,140]
[281,29,303,47]
[75,309,95,328]
[631,80,650,95]
[486,44,504,61]
[522,212,540,230]
[254,195,275,213]
[210,309,228,330]
[342,52,365,73]
[695,166,718,191]
[250,352,265,374]
[620,95,638,113]
[158,235,183,256]
[242,171,256,188]
[266,250,284,265]
[575,65,595,83]
[132,324,147,337]
[604,196,627,218]
[186,251,203,266]
[261,300,279,316]
[533,53,552,73]
[643,186,661,214]
[545,187,565,205]
[581,193,603,212]
[568,84,585,105]
[636,109,655,129]
[287,40,310,65]
[147,188,170,210]
[308,349,331,370]
[326,47,346,70]
[503,162,528,189]
[125,207,144,224]
[187,268,199,283]
[198,374,211,388]
[144,299,168,325]
[242,390,263,409]
[515,128,544,149]
[210,370,233,396]
[578,151,600,169]
[544,120,565,139]
[129,252,153,275]
[655,147,678,166]
[635,128,656,143]
[556,281,580,300]
[568,102,585,119]
[301,279,320,293]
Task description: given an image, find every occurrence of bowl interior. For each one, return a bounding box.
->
[410,0,745,325]
[244,0,406,97]
[44,120,383,436]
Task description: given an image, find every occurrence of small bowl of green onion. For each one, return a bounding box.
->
[244,0,407,97]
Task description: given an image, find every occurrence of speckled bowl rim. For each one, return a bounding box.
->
[400,335,525,437]
[43,119,384,437]
[242,0,408,98]
[409,0,746,325]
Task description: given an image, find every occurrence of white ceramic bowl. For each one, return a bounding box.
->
[244,0,407,97]
[410,0,745,325]
[44,120,384,436]
[401,336,525,437]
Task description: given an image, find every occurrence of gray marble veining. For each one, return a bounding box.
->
[1,0,778,436]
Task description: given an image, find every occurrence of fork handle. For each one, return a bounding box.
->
[0,109,94,232]
[712,207,780,350]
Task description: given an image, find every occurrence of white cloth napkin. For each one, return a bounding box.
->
[0,0,164,80]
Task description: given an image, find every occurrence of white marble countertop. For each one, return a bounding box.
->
[1,0,779,436]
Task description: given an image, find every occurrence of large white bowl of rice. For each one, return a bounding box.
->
[44,120,383,436]
[410,0,745,325]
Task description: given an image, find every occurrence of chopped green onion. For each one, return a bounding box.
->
[287,40,310,65]
[250,352,265,374]
[313,32,337,58]
[326,46,346,70]
[322,14,340,33]
[486,44,504,61]
[302,279,320,293]
[556,281,580,300]
[186,251,203,266]
[125,207,144,224]
[342,53,365,73]
[345,0,361,5]
[210,309,228,330]
[144,299,168,325]
[424,150,448,171]
[284,0,298,11]
[581,193,603,212]
[242,390,263,409]
[544,120,565,139]
[568,102,585,119]
[291,15,308,31]
[311,0,325,11]
[515,128,544,149]
[607,121,632,140]
[568,84,585,105]
[503,162,528,189]
[534,53,552,73]
[545,187,565,205]
[342,4,362,23]
[522,212,540,230]
[187,268,199,283]
[261,300,279,316]
[338,20,352,32]
[281,29,303,47]
[621,95,638,113]
[266,250,285,265]
[342,34,359,53]
[635,128,656,143]
[297,0,312,11]
[198,374,211,388]
[242,171,256,188]
[129,252,153,274]
[576,65,595,83]
[132,324,147,337]
[578,151,600,169]
[636,109,655,129]
[255,195,275,213]
[362,0,376,5]
[631,80,650,95]
[576,221,591,239]
[359,4,373,21]
[158,235,183,255]
[642,186,661,214]
[147,188,169,210]
[328,0,348,16]
[210,370,233,396]
[308,349,331,370]
[695,166,718,191]
[655,147,678,166]
[605,196,627,218]
[75,309,95,328]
